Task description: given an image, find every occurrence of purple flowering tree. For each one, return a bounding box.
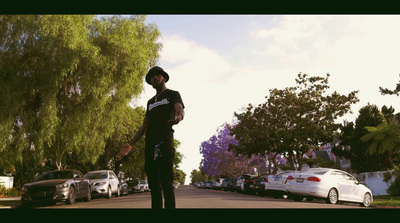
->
[199,123,270,178]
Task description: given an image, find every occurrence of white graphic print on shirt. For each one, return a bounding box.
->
[148,98,169,111]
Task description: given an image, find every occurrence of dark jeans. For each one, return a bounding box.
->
[145,144,175,209]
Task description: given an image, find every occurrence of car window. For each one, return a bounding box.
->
[331,171,343,177]
[85,172,108,179]
[127,180,139,184]
[300,169,329,175]
[343,173,357,182]
[35,171,73,181]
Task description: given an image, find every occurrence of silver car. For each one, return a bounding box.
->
[85,170,120,199]
[21,169,91,205]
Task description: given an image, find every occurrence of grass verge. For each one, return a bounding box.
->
[372,195,400,208]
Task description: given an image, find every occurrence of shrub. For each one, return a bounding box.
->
[0,184,21,198]
[387,177,400,196]
[387,168,400,196]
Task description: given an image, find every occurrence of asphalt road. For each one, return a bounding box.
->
[24,185,366,209]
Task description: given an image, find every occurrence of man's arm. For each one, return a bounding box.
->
[167,103,185,125]
[117,116,149,158]
[129,116,149,146]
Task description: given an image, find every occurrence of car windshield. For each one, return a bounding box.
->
[300,169,329,175]
[85,172,108,179]
[35,171,73,181]
[127,180,139,184]
[139,180,146,184]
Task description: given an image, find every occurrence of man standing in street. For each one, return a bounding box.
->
[118,66,185,209]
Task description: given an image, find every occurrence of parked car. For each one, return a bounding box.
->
[253,175,269,196]
[195,182,203,188]
[243,175,259,194]
[220,177,235,192]
[139,180,149,192]
[235,174,254,192]
[285,168,373,207]
[127,180,139,193]
[212,178,223,190]
[265,170,297,198]
[85,170,120,199]
[127,179,149,193]
[21,169,91,205]
[202,181,212,189]
[119,178,129,196]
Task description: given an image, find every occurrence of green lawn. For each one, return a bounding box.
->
[372,195,400,208]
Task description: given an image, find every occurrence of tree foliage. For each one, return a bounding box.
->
[200,123,269,177]
[231,73,359,171]
[333,104,398,172]
[190,169,210,184]
[0,15,161,186]
[361,106,400,169]
[173,168,186,185]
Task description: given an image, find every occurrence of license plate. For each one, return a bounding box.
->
[250,185,254,188]
[296,178,304,183]
[31,191,46,197]
[274,177,280,181]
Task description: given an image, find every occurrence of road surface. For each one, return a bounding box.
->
[31,185,365,209]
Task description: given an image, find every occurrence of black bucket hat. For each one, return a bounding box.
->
[145,66,169,85]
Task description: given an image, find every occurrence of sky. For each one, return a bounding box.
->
[129,15,400,184]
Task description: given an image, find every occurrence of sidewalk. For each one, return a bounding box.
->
[0,197,21,201]
[0,197,21,209]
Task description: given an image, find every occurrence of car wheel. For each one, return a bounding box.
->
[66,186,76,205]
[116,186,120,197]
[326,188,338,204]
[84,186,91,202]
[106,185,112,199]
[360,192,372,207]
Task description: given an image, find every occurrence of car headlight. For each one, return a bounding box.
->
[93,182,107,186]
[56,183,69,189]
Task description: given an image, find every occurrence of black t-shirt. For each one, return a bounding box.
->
[145,89,184,147]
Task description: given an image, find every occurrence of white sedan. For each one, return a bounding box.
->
[265,170,298,198]
[285,168,373,207]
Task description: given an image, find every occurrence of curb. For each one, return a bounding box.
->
[0,197,21,201]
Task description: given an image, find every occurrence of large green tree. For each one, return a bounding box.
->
[333,104,395,172]
[0,15,161,186]
[360,106,400,169]
[231,73,359,171]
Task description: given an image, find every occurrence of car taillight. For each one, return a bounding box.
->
[307,177,321,182]
[285,176,293,184]
[265,178,268,183]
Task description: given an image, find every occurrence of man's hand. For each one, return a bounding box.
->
[117,144,132,159]
[168,103,184,125]
[167,114,183,125]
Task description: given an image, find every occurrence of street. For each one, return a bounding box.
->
[30,185,365,209]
